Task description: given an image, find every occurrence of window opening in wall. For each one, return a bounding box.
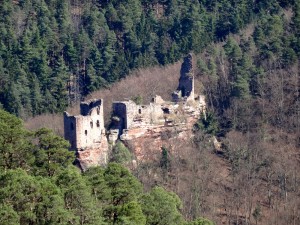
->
[90,121,93,128]
[138,109,142,114]
[97,107,100,115]
[85,130,87,135]
[70,122,74,130]
[96,120,100,127]
[162,108,170,114]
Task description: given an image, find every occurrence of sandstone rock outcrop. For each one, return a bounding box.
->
[63,54,206,170]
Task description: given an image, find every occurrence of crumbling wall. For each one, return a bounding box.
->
[76,133,109,171]
[74,113,103,150]
[173,53,194,102]
[63,112,77,149]
[64,99,105,150]
[113,100,166,130]
[64,53,206,169]
[113,101,136,129]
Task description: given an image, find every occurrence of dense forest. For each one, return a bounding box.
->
[0,109,214,225]
[1,0,300,224]
[0,0,298,118]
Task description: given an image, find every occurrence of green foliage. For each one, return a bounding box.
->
[111,141,132,164]
[109,201,146,225]
[0,109,33,171]
[252,205,262,224]
[0,169,69,225]
[160,146,171,171]
[33,128,74,177]
[104,163,142,204]
[194,112,219,136]
[84,165,146,225]
[55,166,105,225]
[0,0,293,118]
[103,163,144,224]
[0,204,19,225]
[141,186,185,225]
[83,167,111,202]
[0,110,215,225]
[131,95,143,105]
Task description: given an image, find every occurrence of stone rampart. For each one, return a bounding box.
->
[64,54,206,169]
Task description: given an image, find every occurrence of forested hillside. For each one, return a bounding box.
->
[0,109,214,225]
[132,2,300,224]
[1,0,300,224]
[0,0,298,118]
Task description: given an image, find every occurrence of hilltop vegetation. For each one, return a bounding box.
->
[133,2,300,223]
[0,109,214,225]
[0,0,298,118]
[0,0,300,224]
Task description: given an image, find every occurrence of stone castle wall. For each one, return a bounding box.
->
[112,100,166,130]
[64,99,105,150]
[64,54,206,169]
[63,113,77,149]
[172,53,195,102]
[64,99,109,169]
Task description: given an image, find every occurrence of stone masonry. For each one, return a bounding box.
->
[172,53,195,102]
[64,54,206,169]
[64,99,108,169]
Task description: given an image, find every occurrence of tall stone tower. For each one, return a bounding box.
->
[172,53,195,102]
[64,99,108,169]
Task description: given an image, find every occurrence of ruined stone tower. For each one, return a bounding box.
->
[63,53,206,169]
[172,53,195,102]
[112,100,165,130]
[64,99,108,169]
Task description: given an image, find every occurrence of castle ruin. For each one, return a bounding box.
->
[64,54,206,169]
[64,99,108,169]
[172,53,195,102]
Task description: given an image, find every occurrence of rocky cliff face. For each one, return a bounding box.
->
[75,132,109,171]
[121,124,195,163]
[120,107,200,163]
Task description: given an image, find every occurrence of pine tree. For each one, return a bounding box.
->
[55,166,106,225]
[0,109,33,171]
[103,163,144,224]
[33,128,73,177]
[140,187,185,225]
[50,56,69,112]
